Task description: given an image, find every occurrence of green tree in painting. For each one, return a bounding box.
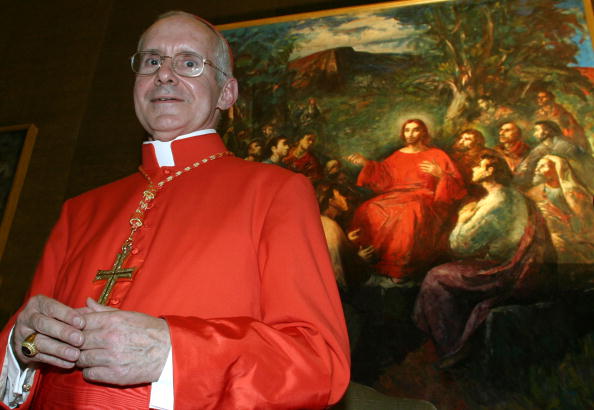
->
[391,0,594,133]
[225,24,299,131]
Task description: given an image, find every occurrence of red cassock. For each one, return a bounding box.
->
[352,148,466,280]
[0,133,350,409]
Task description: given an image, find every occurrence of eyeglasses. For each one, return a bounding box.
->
[130,51,228,78]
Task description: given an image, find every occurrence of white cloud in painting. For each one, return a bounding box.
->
[289,12,419,60]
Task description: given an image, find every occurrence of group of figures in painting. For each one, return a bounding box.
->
[229,88,594,375]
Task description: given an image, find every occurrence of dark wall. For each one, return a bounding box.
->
[0,0,393,322]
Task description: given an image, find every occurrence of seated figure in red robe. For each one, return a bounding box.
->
[283,133,323,182]
[346,119,466,282]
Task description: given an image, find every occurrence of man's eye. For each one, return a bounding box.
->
[182,59,199,68]
[142,56,160,66]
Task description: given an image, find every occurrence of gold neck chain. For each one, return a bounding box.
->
[94,150,234,304]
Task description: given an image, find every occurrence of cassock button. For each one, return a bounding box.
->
[109,298,120,306]
[163,169,171,175]
[131,248,139,255]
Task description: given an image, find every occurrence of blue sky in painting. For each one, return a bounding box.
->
[288,0,594,67]
[560,0,594,66]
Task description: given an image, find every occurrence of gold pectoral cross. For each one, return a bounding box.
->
[95,247,137,305]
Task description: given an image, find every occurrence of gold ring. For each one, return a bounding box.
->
[21,333,39,358]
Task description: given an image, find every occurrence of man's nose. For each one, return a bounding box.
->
[155,57,178,84]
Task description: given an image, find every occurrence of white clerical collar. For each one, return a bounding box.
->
[143,129,216,167]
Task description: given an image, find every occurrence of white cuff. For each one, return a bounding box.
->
[2,328,35,408]
[149,348,174,410]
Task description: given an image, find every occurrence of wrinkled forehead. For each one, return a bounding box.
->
[536,157,553,169]
[138,16,218,55]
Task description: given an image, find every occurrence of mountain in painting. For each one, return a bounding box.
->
[287,47,421,90]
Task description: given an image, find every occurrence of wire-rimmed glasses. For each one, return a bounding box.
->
[130,51,228,78]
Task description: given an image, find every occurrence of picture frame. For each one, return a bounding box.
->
[0,124,37,261]
[219,0,594,407]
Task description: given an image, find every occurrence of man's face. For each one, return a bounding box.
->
[537,92,552,107]
[455,133,477,151]
[535,158,554,177]
[403,122,424,146]
[133,16,236,142]
[330,189,349,213]
[498,123,519,144]
[534,158,558,185]
[248,141,262,156]
[471,159,493,183]
[533,124,549,142]
[299,134,315,150]
[262,125,274,137]
[273,139,290,158]
[478,98,491,111]
[326,161,340,175]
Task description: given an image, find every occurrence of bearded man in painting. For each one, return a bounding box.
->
[493,122,530,173]
[346,119,466,284]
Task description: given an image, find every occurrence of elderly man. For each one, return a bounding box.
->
[0,12,349,409]
[534,90,590,153]
[528,155,594,269]
[515,120,594,194]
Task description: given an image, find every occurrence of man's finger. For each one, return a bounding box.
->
[37,295,85,329]
[33,333,81,362]
[81,298,119,330]
[79,328,112,350]
[26,312,84,347]
[86,297,117,313]
[77,348,114,368]
[82,366,122,385]
[31,352,77,370]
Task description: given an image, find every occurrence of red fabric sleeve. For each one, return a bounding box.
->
[433,152,467,205]
[0,202,72,409]
[165,174,350,409]
[356,159,393,192]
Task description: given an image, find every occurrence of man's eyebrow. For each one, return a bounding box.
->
[138,48,202,56]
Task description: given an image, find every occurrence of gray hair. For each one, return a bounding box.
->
[138,10,233,86]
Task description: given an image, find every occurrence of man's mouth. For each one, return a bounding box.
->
[151,97,182,102]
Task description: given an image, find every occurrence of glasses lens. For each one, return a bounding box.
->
[173,53,204,77]
[132,52,161,74]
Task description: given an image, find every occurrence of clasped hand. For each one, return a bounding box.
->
[13,295,170,385]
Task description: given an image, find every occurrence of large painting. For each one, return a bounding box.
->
[0,124,37,262]
[219,0,594,407]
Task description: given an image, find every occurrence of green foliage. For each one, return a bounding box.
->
[390,0,594,129]
[225,24,300,129]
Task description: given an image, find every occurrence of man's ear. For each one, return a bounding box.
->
[486,166,495,177]
[217,77,238,111]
